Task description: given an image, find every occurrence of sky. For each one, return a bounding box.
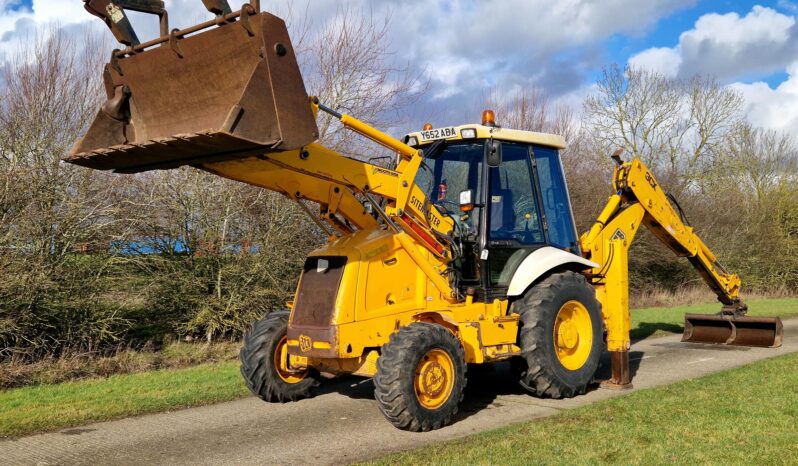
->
[1,0,797,134]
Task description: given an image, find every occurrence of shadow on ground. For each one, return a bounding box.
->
[311,363,518,424]
[631,322,683,342]
[310,351,644,427]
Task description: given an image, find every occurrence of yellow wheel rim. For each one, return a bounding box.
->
[414,348,455,409]
[274,336,307,384]
[553,300,593,371]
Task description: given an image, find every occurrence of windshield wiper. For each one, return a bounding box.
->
[422,140,446,159]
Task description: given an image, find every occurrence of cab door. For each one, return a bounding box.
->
[483,142,546,290]
[482,143,579,293]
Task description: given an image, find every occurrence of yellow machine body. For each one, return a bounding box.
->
[285,230,519,377]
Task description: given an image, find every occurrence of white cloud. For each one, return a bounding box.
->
[0,0,90,36]
[629,6,798,81]
[29,0,90,24]
[731,62,798,131]
[388,0,694,98]
[0,1,92,59]
[629,47,682,77]
[0,0,694,127]
[627,5,798,132]
[0,0,233,61]
[270,0,693,102]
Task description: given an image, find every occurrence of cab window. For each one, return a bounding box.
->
[488,143,544,245]
[414,142,484,237]
[534,146,578,251]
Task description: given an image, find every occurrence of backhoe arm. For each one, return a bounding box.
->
[581,156,743,311]
[579,154,749,388]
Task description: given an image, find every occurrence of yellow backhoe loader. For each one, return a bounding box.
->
[69,1,783,431]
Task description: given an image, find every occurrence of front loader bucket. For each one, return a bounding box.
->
[683,314,783,347]
[65,5,318,173]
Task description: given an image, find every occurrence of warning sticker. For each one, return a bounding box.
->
[106,3,124,23]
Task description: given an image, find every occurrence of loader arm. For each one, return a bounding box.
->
[66,2,460,299]
[580,154,782,388]
[200,102,458,299]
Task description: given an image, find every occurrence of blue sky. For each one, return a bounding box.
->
[2,1,798,132]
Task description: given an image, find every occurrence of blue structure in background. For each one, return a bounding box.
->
[110,238,259,255]
[110,237,189,255]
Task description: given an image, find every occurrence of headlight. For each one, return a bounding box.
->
[405,136,419,146]
[460,128,476,139]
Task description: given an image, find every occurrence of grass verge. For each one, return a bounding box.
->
[366,352,798,465]
[0,361,247,438]
[0,341,240,389]
[631,297,798,341]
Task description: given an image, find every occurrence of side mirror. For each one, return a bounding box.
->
[486,140,502,167]
[459,189,474,212]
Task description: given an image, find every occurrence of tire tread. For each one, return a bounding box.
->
[512,271,601,399]
[373,323,466,432]
[239,311,318,403]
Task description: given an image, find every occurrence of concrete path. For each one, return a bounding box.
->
[3,319,796,466]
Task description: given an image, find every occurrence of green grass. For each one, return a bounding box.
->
[367,352,798,465]
[631,297,798,341]
[1,297,794,440]
[0,361,247,438]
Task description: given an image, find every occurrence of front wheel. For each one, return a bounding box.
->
[374,323,467,431]
[240,311,319,402]
[511,271,602,398]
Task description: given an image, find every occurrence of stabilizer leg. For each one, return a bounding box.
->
[600,350,633,390]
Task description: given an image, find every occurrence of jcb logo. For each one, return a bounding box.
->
[299,335,312,352]
[645,171,658,190]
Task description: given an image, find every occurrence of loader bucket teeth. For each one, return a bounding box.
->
[65,8,318,173]
[682,314,783,348]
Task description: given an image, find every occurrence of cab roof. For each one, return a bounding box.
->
[403,123,566,149]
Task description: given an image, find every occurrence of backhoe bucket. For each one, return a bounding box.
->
[65,5,318,173]
[682,314,783,347]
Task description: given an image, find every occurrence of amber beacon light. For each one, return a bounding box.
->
[482,109,496,126]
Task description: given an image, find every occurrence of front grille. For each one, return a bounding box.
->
[290,256,346,327]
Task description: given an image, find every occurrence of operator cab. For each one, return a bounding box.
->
[404,112,579,300]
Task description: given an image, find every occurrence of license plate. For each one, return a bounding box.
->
[420,126,457,141]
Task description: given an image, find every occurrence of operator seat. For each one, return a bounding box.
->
[490,188,516,234]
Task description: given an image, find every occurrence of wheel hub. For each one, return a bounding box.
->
[419,361,447,397]
[557,321,579,349]
[414,348,455,409]
[274,336,308,384]
[553,300,594,371]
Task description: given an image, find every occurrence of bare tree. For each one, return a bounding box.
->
[301,5,427,155]
[115,167,320,342]
[584,65,743,186]
[0,27,127,357]
[483,88,551,132]
[719,122,798,203]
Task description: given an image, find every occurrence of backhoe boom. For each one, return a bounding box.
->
[581,154,782,388]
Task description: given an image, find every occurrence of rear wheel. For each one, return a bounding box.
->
[511,271,602,398]
[374,323,466,431]
[240,311,318,402]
